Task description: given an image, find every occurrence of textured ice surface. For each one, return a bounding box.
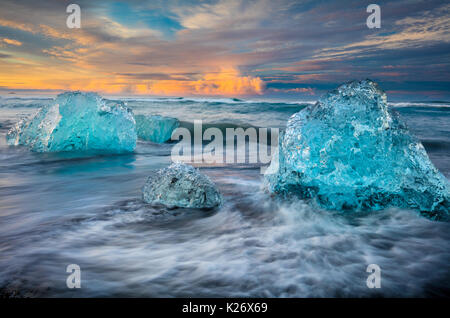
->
[142,162,222,209]
[135,114,179,143]
[265,80,449,220]
[6,92,136,153]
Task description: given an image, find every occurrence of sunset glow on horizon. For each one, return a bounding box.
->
[0,0,449,99]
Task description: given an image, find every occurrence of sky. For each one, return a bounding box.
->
[0,0,449,100]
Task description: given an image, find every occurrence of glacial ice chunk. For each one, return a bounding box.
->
[135,114,179,143]
[142,162,222,209]
[6,91,137,153]
[265,80,449,219]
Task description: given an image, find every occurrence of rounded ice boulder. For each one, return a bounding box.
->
[142,162,222,209]
[265,79,449,220]
[6,91,137,153]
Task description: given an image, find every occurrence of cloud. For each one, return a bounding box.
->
[147,68,265,96]
[117,73,178,80]
[0,0,449,99]
[314,3,450,59]
[269,87,314,95]
[175,0,272,30]
[1,38,22,46]
[0,18,35,33]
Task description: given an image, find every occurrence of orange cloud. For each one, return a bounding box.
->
[0,18,35,33]
[1,38,22,46]
[0,18,98,46]
[148,68,265,96]
[0,61,265,96]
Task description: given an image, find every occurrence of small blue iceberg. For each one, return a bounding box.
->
[6,91,137,153]
[265,80,449,220]
[142,162,222,209]
[135,114,179,143]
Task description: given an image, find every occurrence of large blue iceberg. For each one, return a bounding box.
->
[6,91,136,153]
[142,162,222,209]
[265,80,449,220]
[135,114,179,143]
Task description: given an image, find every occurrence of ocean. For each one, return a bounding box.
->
[0,96,449,297]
